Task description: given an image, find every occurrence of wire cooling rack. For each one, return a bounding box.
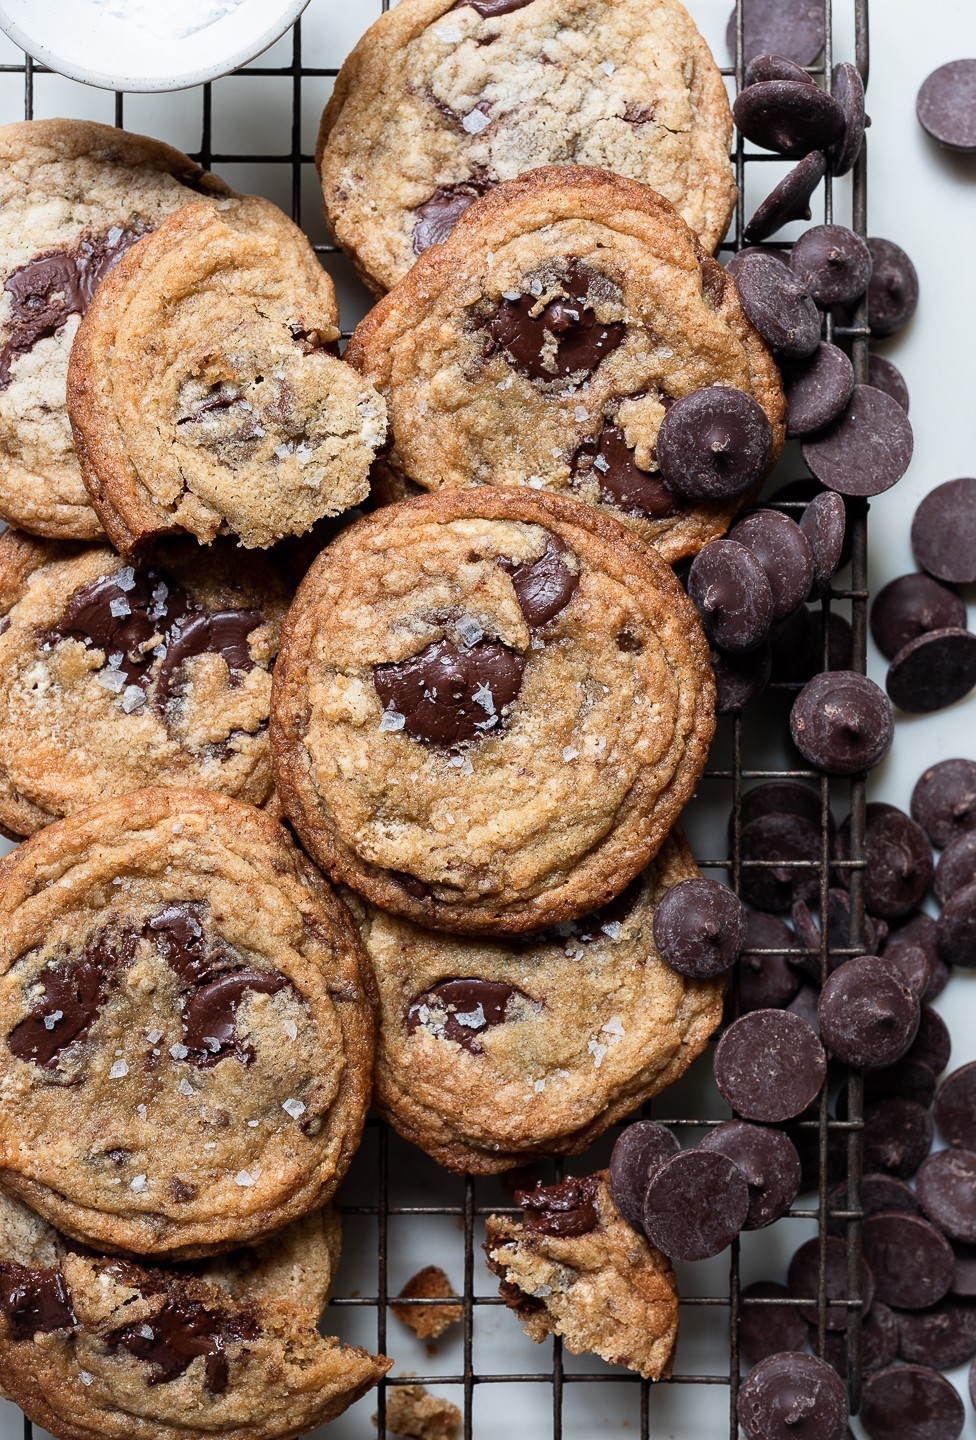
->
[0,0,870,1436]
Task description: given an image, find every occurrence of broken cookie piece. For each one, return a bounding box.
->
[392,1266,462,1340]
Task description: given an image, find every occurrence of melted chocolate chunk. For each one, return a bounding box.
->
[147,903,213,983]
[109,1297,258,1393]
[407,978,530,1053]
[374,638,524,746]
[547,874,644,947]
[514,1175,600,1237]
[413,180,489,254]
[498,535,579,628]
[183,971,288,1067]
[50,568,196,689]
[0,1262,76,1339]
[574,422,678,518]
[0,227,146,389]
[154,610,263,711]
[485,261,625,381]
[7,930,136,1069]
[453,0,537,15]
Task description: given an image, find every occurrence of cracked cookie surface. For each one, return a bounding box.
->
[68,199,385,551]
[348,831,723,1172]
[0,530,292,838]
[348,168,784,562]
[271,487,715,934]
[317,0,735,293]
[0,119,236,541]
[484,1170,678,1379]
[0,788,373,1259]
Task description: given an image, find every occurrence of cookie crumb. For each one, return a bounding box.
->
[392,1266,462,1340]
[374,1384,461,1440]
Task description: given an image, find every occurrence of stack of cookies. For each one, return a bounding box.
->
[0,0,791,1429]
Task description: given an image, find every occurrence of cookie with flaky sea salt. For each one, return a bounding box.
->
[347,168,785,562]
[68,199,385,552]
[348,831,723,1173]
[0,530,292,838]
[483,1170,677,1380]
[0,119,238,542]
[317,0,735,294]
[271,487,715,934]
[0,788,373,1260]
[0,1192,388,1440]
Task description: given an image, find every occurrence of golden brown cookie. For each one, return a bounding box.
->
[347,167,785,562]
[377,1384,461,1440]
[0,119,235,541]
[0,529,292,838]
[271,488,715,934]
[0,789,373,1260]
[349,832,722,1172]
[68,199,385,552]
[391,1266,462,1339]
[317,0,735,294]
[0,1190,388,1440]
[483,1170,677,1379]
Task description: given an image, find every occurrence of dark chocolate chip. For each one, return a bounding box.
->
[733,80,845,157]
[829,62,869,176]
[498,535,579,628]
[861,1365,964,1440]
[833,805,934,920]
[935,833,976,905]
[800,491,847,601]
[608,1121,680,1232]
[182,971,287,1068]
[863,1097,935,1179]
[573,421,678,519]
[790,887,883,969]
[7,929,136,1069]
[641,1150,750,1261]
[787,1233,875,1329]
[783,345,855,438]
[738,811,821,913]
[50,567,197,691]
[907,1004,952,1076]
[656,388,774,501]
[896,1297,976,1370]
[937,880,976,967]
[687,541,774,653]
[870,574,966,660]
[912,757,976,847]
[0,1263,76,1339]
[864,1057,939,1111]
[791,224,873,307]
[738,1281,808,1365]
[917,1148,976,1243]
[818,955,920,1069]
[883,914,945,1001]
[953,1243,976,1297]
[711,641,772,714]
[824,1301,897,1379]
[412,180,488,254]
[917,59,976,152]
[729,509,814,621]
[790,670,894,775]
[738,910,801,1010]
[877,945,932,1002]
[699,1119,801,1228]
[514,1175,600,1237]
[738,779,825,832]
[802,385,914,497]
[935,1063,976,1150]
[887,627,976,713]
[726,2,826,68]
[154,610,263,711]
[108,1296,257,1393]
[827,1173,921,1236]
[485,260,625,381]
[714,1008,826,1121]
[862,1212,955,1309]
[726,245,792,280]
[744,54,818,87]
[147,902,214,983]
[407,978,530,1053]
[787,981,822,1036]
[866,237,919,338]
[374,638,524,746]
[731,250,822,358]
[737,1352,849,1440]
[651,877,746,979]
[867,353,910,412]
[912,478,976,584]
[744,151,826,243]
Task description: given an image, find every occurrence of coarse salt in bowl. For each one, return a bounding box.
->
[0,0,312,92]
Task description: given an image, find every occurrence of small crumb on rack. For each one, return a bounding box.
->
[391,1266,462,1341]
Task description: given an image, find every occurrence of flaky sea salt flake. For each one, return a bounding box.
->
[283,1098,307,1119]
[43,1010,63,1030]
[462,108,491,135]
[379,707,406,732]
[130,1174,148,1192]
[169,1043,189,1060]
[109,1059,128,1079]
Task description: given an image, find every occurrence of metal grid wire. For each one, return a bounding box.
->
[1,0,870,1435]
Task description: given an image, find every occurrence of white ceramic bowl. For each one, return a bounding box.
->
[0,0,312,92]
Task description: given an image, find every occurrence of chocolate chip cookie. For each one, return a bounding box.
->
[347,168,785,561]
[0,1192,389,1440]
[68,199,386,552]
[0,788,373,1259]
[0,530,292,838]
[271,488,715,934]
[0,119,235,542]
[483,1171,678,1379]
[317,0,735,294]
[348,832,722,1172]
